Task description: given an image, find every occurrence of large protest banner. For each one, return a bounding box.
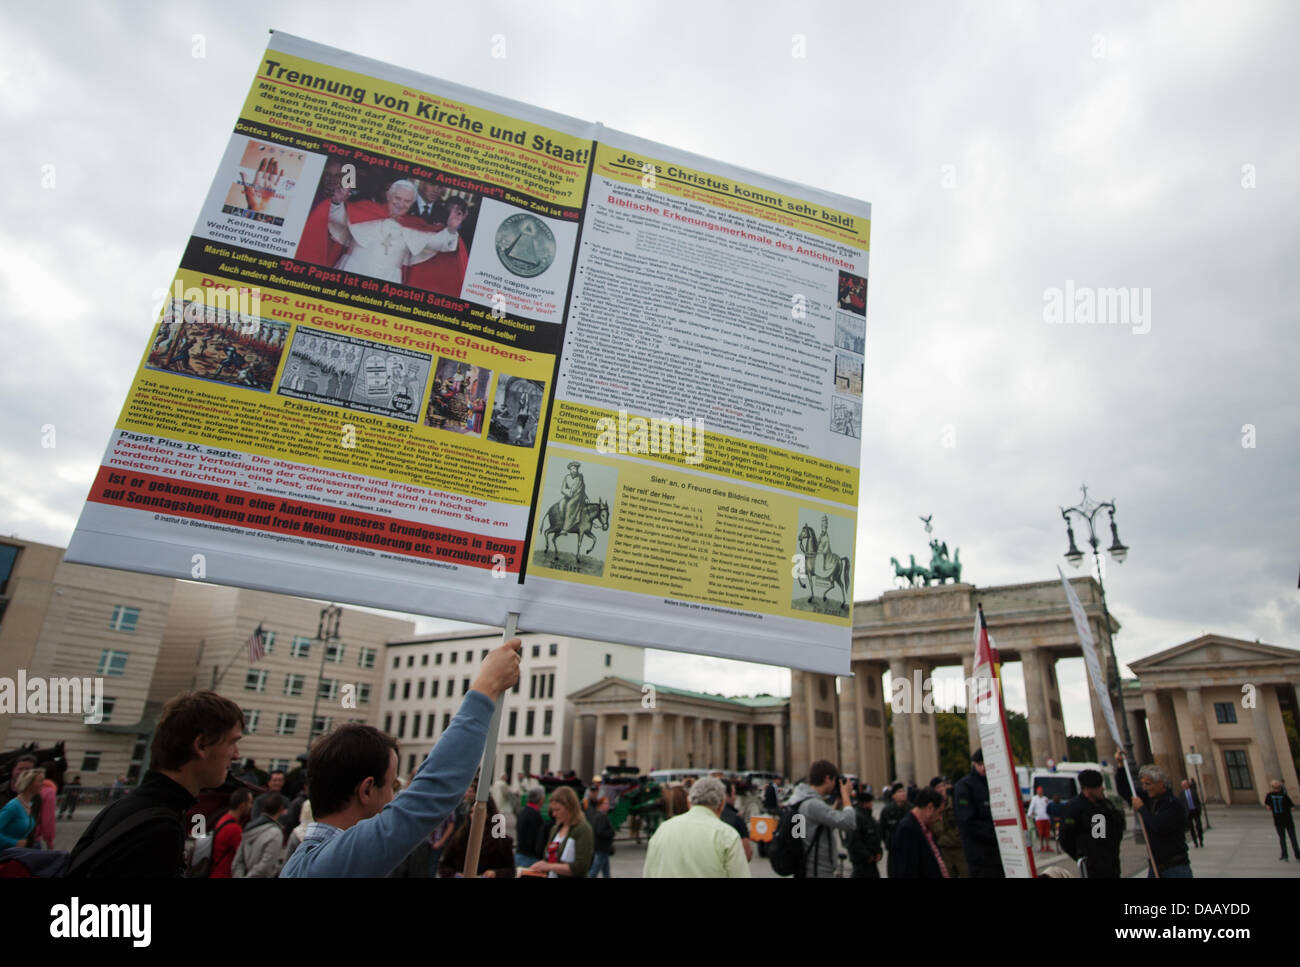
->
[66,32,870,675]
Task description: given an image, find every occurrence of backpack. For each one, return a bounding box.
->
[769,799,823,877]
[186,815,238,878]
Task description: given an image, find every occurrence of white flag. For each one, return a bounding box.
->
[1058,567,1123,747]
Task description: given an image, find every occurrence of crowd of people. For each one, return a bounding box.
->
[2,640,1296,879]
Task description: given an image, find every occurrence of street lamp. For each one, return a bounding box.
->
[1060,485,1134,764]
[306,603,342,759]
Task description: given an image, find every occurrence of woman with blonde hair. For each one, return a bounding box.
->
[0,768,44,849]
[529,785,592,878]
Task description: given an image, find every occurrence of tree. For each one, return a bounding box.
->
[1067,735,1097,762]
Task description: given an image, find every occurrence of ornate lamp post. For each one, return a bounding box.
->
[1060,486,1135,764]
[306,603,342,759]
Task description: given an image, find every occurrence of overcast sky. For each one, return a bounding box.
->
[2,1,1296,740]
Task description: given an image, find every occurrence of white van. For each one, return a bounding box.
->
[1016,762,1118,808]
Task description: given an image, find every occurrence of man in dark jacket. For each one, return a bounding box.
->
[1116,749,1191,877]
[890,787,947,878]
[845,788,882,877]
[954,748,1003,877]
[64,690,244,877]
[1179,779,1204,847]
[1057,768,1125,877]
[1264,780,1300,860]
[879,783,909,875]
[932,777,968,877]
[514,786,545,867]
[586,794,617,877]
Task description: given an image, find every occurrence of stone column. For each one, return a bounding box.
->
[838,673,861,779]
[789,669,810,779]
[910,659,939,784]
[569,714,586,778]
[853,660,889,786]
[889,658,913,784]
[1183,688,1224,803]
[648,711,664,772]
[674,715,687,767]
[728,721,738,770]
[774,721,786,777]
[1021,649,1051,766]
[1142,689,1179,780]
[592,713,607,773]
[626,712,639,770]
[961,654,982,753]
[1249,686,1282,804]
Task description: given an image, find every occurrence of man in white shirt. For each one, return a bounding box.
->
[1028,786,1053,853]
[643,777,750,878]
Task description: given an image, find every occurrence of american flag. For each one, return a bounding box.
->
[246,623,266,663]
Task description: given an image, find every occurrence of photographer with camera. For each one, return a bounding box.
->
[785,760,858,878]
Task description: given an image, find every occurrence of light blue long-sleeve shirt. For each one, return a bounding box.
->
[281,690,494,877]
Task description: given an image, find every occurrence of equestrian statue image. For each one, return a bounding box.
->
[797,514,852,607]
[539,461,610,561]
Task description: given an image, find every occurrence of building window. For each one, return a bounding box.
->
[442,712,451,731]
[81,751,101,772]
[526,710,535,736]
[462,677,470,695]
[403,681,411,700]
[529,675,537,700]
[421,654,429,666]
[504,754,514,779]
[412,712,421,737]
[431,679,439,698]
[1214,702,1237,724]
[276,713,298,735]
[435,652,443,665]
[522,754,532,776]
[508,710,518,736]
[398,713,407,738]
[325,642,344,664]
[512,679,520,695]
[621,724,628,740]
[549,642,558,656]
[407,655,414,667]
[311,716,332,737]
[451,652,458,664]
[384,714,393,733]
[358,647,376,669]
[447,678,455,695]
[407,753,417,775]
[481,649,488,660]
[393,656,400,669]
[357,683,371,704]
[318,678,339,701]
[417,680,425,699]
[532,644,540,658]
[245,669,268,692]
[109,606,140,633]
[541,753,550,773]
[262,631,276,653]
[547,673,555,699]
[283,674,305,697]
[292,636,312,659]
[243,709,260,733]
[98,697,117,723]
[269,759,291,774]
[127,735,148,782]
[426,716,436,738]
[1223,749,1253,790]
[605,654,611,667]
[0,544,19,596]
[388,682,396,701]
[464,651,472,663]
[97,649,128,677]
[543,709,553,736]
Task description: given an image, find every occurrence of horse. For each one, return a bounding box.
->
[797,524,851,606]
[540,498,610,560]
[907,554,931,588]
[929,546,962,584]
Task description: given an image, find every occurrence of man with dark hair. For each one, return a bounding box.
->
[515,786,546,868]
[1264,780,1299,860]
[281,639,521,877]
[954,748,1004,877]
[1179,779,1204,847]
[235,792,287,877]
[787,759,857,878]
[845,787,882,877]
[1057,768,1125,877]
[890,787,948,878]
[251,769,286,820]
[720,780,753,862]
[65,690,244,877]
[211,787,250,878]
[879,782,909,873]
[1115,748,1191,878]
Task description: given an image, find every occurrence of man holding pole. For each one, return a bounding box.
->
[280,639,521,877]
[1115,748,1192,878]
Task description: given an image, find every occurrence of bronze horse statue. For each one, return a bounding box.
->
[540,498,610,560]
[889,554,930,588]
[798,524,851,606]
